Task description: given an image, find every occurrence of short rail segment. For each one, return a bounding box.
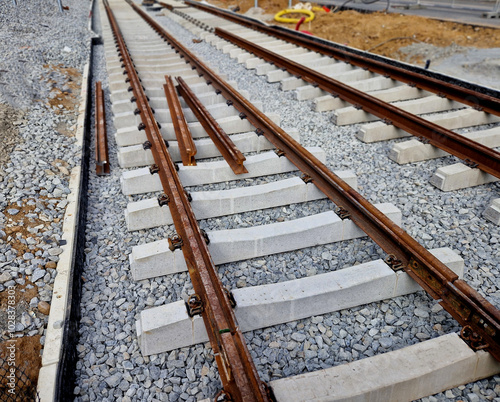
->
[95,81,110,175]
[184,0,500,116]
[176,76,248,174]
[105,2,270,401]
[130,0,500,362]
[215,28,500,180]
[164,75,197,166]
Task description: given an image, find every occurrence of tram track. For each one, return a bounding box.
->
[69,1,500,401]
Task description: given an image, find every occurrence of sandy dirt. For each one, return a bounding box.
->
[0,335,41,401]
[206,0,500,62]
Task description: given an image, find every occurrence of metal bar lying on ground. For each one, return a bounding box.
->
[130,0,500,362]
[164,76,197,166]
[183,0,500,116]
[95,81,110,176]
[176,76,248,174]
[105,1,270,401]
[215,28,500,180]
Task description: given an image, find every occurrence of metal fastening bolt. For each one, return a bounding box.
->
[138,122,146,131]
[200,229,210,245]
[186,294,204,317]
[301,174,313,184]
[335,206,351,220]
[164,139,169,148]
[255,128,264,136]
[168,234,183,252]
[223,287,236,308]
[149,164,160,175]
[142,141,152,150]
[239,112,246,120]
[463,158,479,169]
[134,108,141,115]
[215,89,221,95]
[130,96,136,103]
[384,254,404,271]
[157,194,170,207]
[184,190,192,202]
[226,100,233,106]
[275,149,285,157]
[157,122,161,129]
[127,86,133,92]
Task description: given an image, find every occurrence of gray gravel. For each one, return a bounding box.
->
[0,0,91,350]
[73,3,500,402]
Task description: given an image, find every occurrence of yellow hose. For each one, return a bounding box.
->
[274,8,315,24]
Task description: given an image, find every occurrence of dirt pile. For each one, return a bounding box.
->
[206,0,500,62]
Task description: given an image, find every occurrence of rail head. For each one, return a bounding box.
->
[163,75,197,166]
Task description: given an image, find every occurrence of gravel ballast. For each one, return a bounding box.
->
[73,4,500,401]
[2,1,498,401]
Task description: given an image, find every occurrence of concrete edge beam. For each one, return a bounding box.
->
[120,147,327,195]
[129,203,399,280]
[333,95,461,126]
[115,108,271,146]
[125,173,351,231]
[117,129,288,169]
[484,198,500,225]
[389,126,500,164]
[270,333,500,401]
[136,248,463,355]
[357,109,500,143]
[429,163,498,191]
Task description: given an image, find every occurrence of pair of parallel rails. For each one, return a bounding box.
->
[105,1,500,400]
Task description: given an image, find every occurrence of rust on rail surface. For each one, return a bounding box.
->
[215,28,500,180]
[176,76,248,174]
[107,2,271,401]
[164,75,197,166]
[130,0,500,361]
[183,0,500,116]
[95,81,110,176]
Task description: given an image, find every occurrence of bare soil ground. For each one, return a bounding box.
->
[206,0,500,63]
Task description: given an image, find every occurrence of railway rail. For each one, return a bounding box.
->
[164,1,500,187]
[65,0,500,401]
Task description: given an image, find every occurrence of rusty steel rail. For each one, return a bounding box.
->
[106,2,271,401]
[95,81,110,176]
[130,0,500,361]
[215,28,500,180]
[183,0,500,116]
[164,75,197,166]
[176,76,248,174]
